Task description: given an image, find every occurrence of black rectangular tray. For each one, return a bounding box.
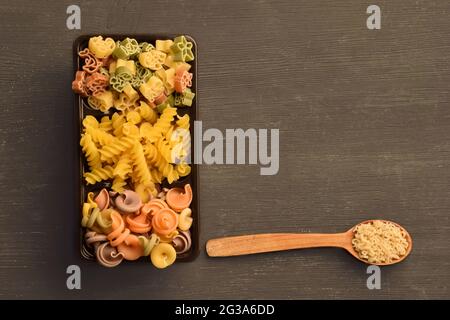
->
[73,34,199,263]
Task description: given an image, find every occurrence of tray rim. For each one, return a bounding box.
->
[73,33,200,265]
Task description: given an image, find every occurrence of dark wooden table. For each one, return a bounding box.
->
[0,0,449,299]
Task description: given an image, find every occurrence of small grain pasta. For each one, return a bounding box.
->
[352,220,409,264]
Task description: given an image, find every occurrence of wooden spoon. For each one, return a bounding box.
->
[206,220,412,266]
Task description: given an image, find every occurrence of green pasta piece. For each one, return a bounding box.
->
[166,94,175,107]
[115,66,133,78]
[113,38,140,60]
[170,35,194,62]
[112,41,128,60]
[99,67,110,77]
[136,62,152,81]
[174,93,183,106]
[109,74,127,92]
[139,42,155,52]
[130,62,153,89]
[177,88,195,106]
[130,76,144,89]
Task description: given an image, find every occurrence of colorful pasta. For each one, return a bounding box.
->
[88,36,116,59]
[80,133,102,169]
[170,35,194,62]
[139,76,164,102]
[74,35,196,268]
[138,50,167,70]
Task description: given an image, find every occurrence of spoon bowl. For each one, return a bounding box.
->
[345,219,413,266]
[206,219,412,266]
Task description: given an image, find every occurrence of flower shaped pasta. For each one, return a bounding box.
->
[72,70,89,97]
[79,48,102,74]
[170,36,194,62]
[174,68,193,93]
[88,36,116,59]
[113,38,140,60]
[139,76,164,103]
[138,50,167,70]
[86,72,109,96]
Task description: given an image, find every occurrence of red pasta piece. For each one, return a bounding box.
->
[72,70,89,97]
[86,72,109,97]
[154,92,167,105]
[79,48,102,74]
[174,67,193,93]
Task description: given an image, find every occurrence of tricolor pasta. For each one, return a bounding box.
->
[74,35,196,268]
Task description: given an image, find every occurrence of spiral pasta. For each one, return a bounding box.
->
[140,106,177,143]
[135,101,157,124]
[80,134,101,169]
[155,138,173,163]
[130,142,153,187]
[99,135,135,162]
[84,165,114,185]
[111,112,126,136]
[86,126,116,146]
[82,115,99,129]
[175,162,191,177]
[99,116,113,132]
[155,154,179,184]
[113,154,132,179]
[112,176,127,193]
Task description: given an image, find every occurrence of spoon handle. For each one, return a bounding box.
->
[206,233,351,257]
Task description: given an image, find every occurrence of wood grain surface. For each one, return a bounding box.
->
[0,0,449,299]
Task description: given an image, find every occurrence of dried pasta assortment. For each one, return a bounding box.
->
[352,220,409,264]
[81,186,193,268]
[73,35,196,268]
